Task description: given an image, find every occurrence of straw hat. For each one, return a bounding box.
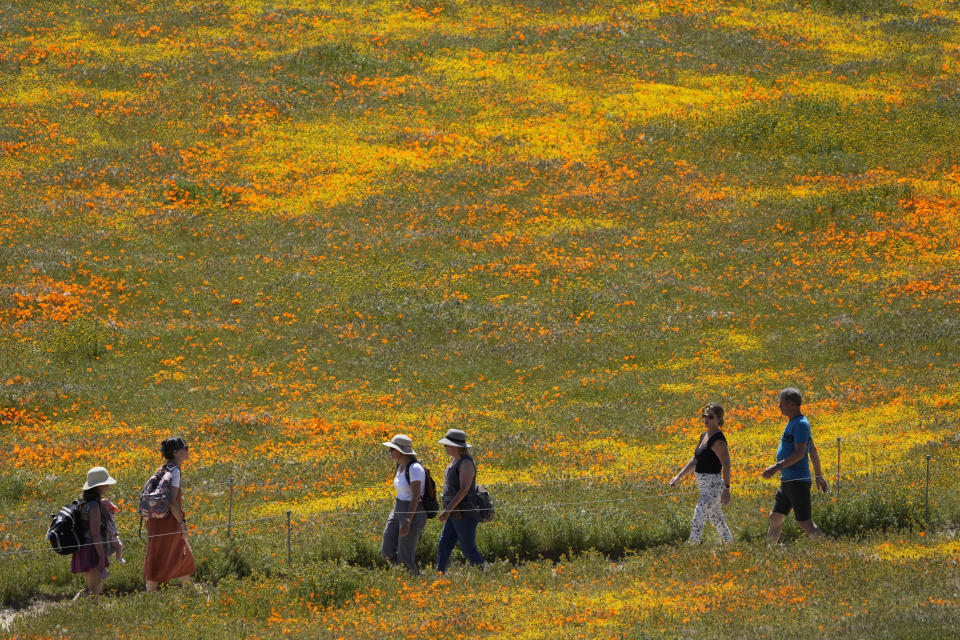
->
[438,429,471,449]
[82,466,117,491]
[382,434,417,456]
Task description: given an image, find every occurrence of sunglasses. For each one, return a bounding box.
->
[702,413,716,419]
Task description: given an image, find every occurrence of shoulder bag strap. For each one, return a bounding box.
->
[456,455,477,492]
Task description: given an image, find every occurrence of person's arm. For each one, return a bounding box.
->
[761,441,808,479]
[88,506,106,568]
[712,440,732,505]
[399,479,422,537]
[809,438,829,492]
[669,458,697,486]
[168,484,186,529]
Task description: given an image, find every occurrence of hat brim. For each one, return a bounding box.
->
[382,442,417,456]
[438,438,471,448]
[82,476,117,491]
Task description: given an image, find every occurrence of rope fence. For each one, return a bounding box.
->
[0,450,950,561]
[0,460,934,535]
[1,432,952,532]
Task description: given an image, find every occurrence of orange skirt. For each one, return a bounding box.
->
[143,491,195,583]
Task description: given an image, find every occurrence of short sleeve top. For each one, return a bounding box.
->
[776,415,812,481]
[394,461,425,501]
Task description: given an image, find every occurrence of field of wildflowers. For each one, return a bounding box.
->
[1,0,958,636]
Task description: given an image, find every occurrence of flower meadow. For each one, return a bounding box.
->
[1,0,958,637]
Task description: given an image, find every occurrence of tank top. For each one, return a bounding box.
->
[78,499,109,550]
[442,455,477,511]
[694,431,726,474]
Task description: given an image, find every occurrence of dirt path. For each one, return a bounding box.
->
[1,598,63,633]
[0,609,13,632]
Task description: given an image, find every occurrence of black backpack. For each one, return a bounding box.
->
[46,498,95,555]
[405,460,440,518]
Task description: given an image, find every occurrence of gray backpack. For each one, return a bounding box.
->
[138,463,177,519]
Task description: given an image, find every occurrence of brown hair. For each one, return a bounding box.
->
[704,403,725,426]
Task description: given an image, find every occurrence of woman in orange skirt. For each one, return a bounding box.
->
[144,436,195,592]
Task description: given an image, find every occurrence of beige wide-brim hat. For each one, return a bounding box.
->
[82,466,117,491]
[382,434,417,456]
[438,429,472,449]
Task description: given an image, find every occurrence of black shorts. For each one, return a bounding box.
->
[772,481,812,522]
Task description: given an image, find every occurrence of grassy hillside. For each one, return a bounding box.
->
[6,533,960,638]
[1,0,958,637]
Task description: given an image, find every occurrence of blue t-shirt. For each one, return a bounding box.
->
[776,415,812,482]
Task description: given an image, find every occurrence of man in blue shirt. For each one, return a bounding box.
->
[761,388,829,544]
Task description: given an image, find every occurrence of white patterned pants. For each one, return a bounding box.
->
[688,472,733,544]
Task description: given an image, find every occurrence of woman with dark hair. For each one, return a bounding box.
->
[669,404,734,544]
[143,436,195,592]
[70,467,117,597]
[435,429,486,572]
[380,434,427,574]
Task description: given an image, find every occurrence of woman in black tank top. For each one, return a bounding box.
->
[669,403,734,544]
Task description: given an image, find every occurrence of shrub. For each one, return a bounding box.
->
[819,489,925,536]
[791,0,910,15]
[194,545,253,584]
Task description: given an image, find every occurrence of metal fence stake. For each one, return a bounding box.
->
[227,477,235,538]
[836,436,841,497]
[286,510,292,567]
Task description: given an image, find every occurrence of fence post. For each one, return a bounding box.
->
[924,455,931,524]
[227,477,235,538]
[286,510,292,567]
[836,437,841,497]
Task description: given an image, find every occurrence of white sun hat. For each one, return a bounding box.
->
[382,434,417,456]
[82,466,117,491]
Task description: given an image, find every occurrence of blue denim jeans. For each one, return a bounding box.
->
[435,516,484,572]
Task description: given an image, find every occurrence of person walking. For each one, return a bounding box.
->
[669,403,734,544]
[761,388,829,544]
[380,434,428,575]
[435,429,485,573]
[144,436,196,591]
[70,466,118,597]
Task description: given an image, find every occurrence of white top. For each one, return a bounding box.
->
[168,466,181,488]
[393,462,425,501]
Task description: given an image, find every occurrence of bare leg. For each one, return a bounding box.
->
[145,579,160,593]
[83,569,103,596]
[766,512,786,545]
[796,519,824,539]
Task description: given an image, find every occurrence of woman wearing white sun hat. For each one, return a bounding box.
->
[380,434,428,574]
[70,466,117,597]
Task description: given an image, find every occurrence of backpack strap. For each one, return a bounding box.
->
[79,494,102,517]
[452,455,477,493]
[403,459,423,486]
